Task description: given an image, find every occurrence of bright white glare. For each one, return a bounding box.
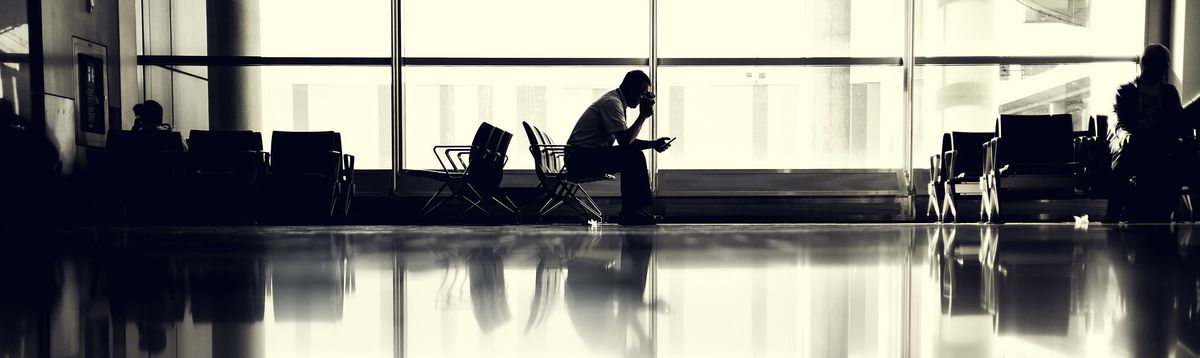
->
[260,0,391,56]
[401,0,648,58]
[264,263,394,358]
[260,67,393,169]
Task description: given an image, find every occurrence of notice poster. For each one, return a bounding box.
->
[77,53,105,134]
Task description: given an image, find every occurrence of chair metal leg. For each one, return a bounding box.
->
[458,184,493,216]
[1181,191,1194,222]
[989,177,1003,223]
[419,183,450,216]
[540,198,566,216]
[574,186,605,222]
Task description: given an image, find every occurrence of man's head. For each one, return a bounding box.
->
[618,70,652,108]
[1140,43,1171,83]
[142,100,165,127]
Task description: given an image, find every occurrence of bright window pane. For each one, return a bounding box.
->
[403,66,648,170]
[401,0,648,57]
[260,66,393,169]
[912,62,1137,166]
[260,0,392,56]
[915,0,1146,56]
[656,66,904,169]
[658,0,903,57]
[140,0,392,56]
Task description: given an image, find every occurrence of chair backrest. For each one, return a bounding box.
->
[189,130,263,153]
[522,122,561,179]
[997,114,1075,164]
[1089,115,1109,139]
[948,131,995,175]
[466,123,512,193]
[270,131,343,175]
[107,130,186,153]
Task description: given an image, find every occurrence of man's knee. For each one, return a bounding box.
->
[621,148,647,167]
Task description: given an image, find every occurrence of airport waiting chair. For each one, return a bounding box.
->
[522,122,613,223]
[184,130,269,222]
[1072,115,1113,197]
[407,122,518,218]
[941,131,995,222]
[105,130,187,222]
[264,131,355,221]
[982,114,1083,222]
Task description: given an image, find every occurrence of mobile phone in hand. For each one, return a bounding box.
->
[666,137,677,144]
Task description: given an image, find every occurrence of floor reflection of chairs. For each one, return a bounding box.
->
[980,226,1083,335]
[270,236,353,322]
[937,226,986,315]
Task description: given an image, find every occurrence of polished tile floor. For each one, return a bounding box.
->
[3,224,1200,358]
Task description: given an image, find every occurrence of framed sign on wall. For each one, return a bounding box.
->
[72,37,108,147]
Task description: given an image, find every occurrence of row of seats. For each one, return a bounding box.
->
[926,113,1200,222]
[406,121,614,223]
[103,130,355,223]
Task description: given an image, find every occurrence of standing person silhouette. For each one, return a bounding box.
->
[1107,43,1186,222]
[565,70,672,225]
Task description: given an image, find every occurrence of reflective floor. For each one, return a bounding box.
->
[4,224,1200,358]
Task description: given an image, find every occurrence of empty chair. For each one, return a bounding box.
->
[184,130,269,222]
[523,122,613,223]
[1073,115,1113,196]
[264,131,355,221]
[941,131,995,222]
[407,122,517,218]
[105,130,187,222]
[982,114,1082,222]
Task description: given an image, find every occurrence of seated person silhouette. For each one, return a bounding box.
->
[565,70,672,225]
[0,98,58,230]
[1107,43,1187,222]
[131,100,171,131]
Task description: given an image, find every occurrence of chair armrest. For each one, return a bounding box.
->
[433,145,472,174]
[982,138,998,176]
[342,154,356,184]
[943,150,958,183]
[929,153,942,184]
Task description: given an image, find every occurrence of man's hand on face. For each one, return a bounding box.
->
[637,92,655,118]
[653,137,672,153]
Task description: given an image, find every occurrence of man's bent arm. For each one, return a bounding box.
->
[614,112,650,146]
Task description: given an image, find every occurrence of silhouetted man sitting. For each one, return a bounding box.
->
[131,100,170,131]
[565,70,672,225]
[1107,43,1187,222]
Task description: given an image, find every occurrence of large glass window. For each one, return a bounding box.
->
[911,0,1147,167]
[400,0,649,58]
[912,62,1137,164]
[658,0,904,57]
[260,66,393,169]
[656,66,904,169]
[0,0,32,120]
[915,0,1146,56]
[403,67,645,170]
[138,0,1153,186]
[138,0,391,56]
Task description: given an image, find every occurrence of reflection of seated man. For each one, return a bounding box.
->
[564,234,657,356]
[565,70,672,225]
[1108,44,1186,222]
